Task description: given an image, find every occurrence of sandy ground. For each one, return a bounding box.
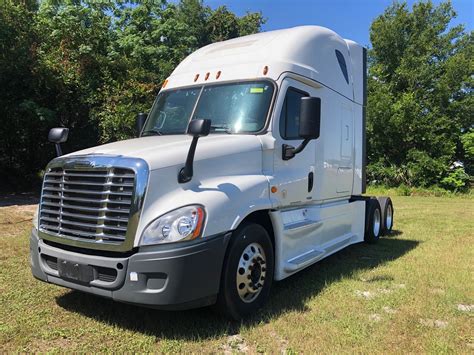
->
[0,193,38,224]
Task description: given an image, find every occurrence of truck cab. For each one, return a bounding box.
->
[30,26,394,319]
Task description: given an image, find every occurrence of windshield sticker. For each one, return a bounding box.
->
[250,87,264,94]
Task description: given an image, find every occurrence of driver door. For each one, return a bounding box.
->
[272,78,316,207]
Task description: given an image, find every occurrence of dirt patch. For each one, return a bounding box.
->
[369,313,382,322]
[382,306,397,314]
[429,288,445,295]
[221,334,250,354]
[419,318,448,329]
[355,290,375,299]
[269,330,289,353]
[457,304,474,312]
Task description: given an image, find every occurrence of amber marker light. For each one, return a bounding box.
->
[216,71,221,79]
[263,66,269,75]
[271,186,278,193]
[191,207,205,239]
[162,79,169,88]
[194,74,199,82]
[205,72,210,80]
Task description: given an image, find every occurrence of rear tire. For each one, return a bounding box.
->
[217,222,274,320]
[364,198,382,243]
[377,196,394,235]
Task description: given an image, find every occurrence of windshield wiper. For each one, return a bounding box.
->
[210,124,233,134]
[141,129,163,137]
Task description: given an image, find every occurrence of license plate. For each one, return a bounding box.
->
[57,259,93,283]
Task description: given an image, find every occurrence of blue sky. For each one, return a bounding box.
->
[205,0,473,47]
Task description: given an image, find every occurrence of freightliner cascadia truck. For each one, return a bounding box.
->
[30,26,394,320]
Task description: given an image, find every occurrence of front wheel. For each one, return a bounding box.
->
[217,223,274,320]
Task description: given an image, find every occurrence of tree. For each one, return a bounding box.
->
[0,0,265,190]
[0,1,47,189]
[96,0,265,142]
[367,1,473,189]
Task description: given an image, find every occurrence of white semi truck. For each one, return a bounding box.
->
[30,26,394,320]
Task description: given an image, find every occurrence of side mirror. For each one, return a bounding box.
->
[187,118,211,137]
[136,112,147,136]
[178,119,211,183]
[299,97,321,139]
[48,127,69,157]
[282,97,321,160]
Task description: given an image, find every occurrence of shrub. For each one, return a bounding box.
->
[440,167,470,192]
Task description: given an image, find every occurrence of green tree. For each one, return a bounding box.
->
[97,0,265,142]
[0,1,48,189]
[0,0,264,190]
[367,1,473,189]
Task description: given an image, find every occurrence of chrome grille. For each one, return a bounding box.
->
[39,166,136,244]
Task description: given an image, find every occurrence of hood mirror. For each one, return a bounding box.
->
[136,112,147,136]
[178,119,211,183]
[48,127,69,156]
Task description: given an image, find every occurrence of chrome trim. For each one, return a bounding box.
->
[38,155,149,252]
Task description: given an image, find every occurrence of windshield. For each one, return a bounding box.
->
[142,81,274,135]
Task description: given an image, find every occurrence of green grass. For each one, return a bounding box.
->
[0,194,473,352]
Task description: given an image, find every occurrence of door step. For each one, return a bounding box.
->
[283,234,355,273]
[284,249,325,272]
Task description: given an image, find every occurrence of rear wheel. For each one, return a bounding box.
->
[377,196,394,235]
[217,222,274,320]
[364,198,382,243]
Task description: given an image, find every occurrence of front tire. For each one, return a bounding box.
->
[217,223,274,320]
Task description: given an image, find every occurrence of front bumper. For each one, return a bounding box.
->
[30,228,231,310]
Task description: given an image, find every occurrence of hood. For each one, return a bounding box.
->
[66,134,263,171]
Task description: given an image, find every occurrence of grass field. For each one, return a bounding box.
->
[0,193,473,353]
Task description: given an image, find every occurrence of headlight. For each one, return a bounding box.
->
[140,205,205,246]
[33,205,39,230]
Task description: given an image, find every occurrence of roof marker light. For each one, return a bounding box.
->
[205,72,210,80]
[194,74,199,82]
[216,71,221,79]
[162,79,169,88]
[263,66,269,75]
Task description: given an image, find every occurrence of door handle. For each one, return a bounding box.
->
[308,172,314,193]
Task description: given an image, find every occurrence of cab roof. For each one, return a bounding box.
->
[165,26,363,102]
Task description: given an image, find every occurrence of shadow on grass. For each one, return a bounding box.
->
[0,192,39,207]
[56,233,417,340]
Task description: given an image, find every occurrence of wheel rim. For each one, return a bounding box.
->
[373,209,381,237]
[386,204,393,230]
[236,242,267,303]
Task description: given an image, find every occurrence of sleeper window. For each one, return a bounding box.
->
[279,88,308,140]
[335,49,349,84]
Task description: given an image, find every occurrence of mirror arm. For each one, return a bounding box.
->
[282,138,311,161]
[54,144,63,157]
[178,136,199,183]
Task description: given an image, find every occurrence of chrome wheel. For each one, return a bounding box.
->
[386,204,393,230]
[236,242,267,303]
[373,208,381,237]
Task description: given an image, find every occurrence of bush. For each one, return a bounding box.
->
[440,167,470,192]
